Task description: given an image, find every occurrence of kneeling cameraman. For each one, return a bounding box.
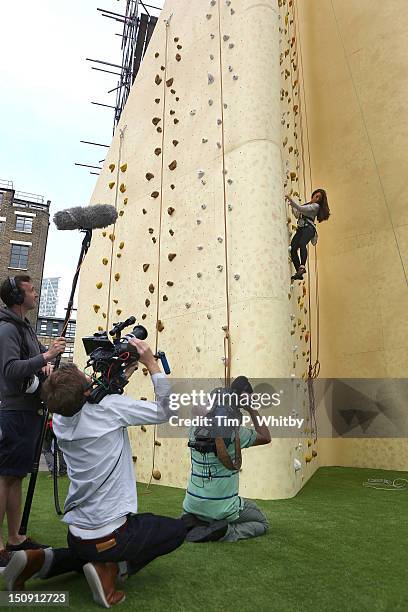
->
[183,377,271,543]
[4,338,187,608]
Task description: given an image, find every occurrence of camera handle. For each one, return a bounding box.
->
[155,351,171,374]
[19,229,93,534]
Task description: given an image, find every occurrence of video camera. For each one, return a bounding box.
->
[82,316,170,403]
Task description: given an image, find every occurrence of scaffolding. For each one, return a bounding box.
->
[87,1,160,132]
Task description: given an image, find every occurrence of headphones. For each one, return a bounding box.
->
[8,277,24,305]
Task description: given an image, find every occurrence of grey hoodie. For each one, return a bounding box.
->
[0,307,46,411]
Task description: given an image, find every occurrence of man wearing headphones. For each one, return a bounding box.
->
[0,275,66,571]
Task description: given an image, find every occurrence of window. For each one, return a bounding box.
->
[9,244,29,269]
[15,216,33,233]
[66,322,76,338]
[0,220,5,235]
[62,345,74,360]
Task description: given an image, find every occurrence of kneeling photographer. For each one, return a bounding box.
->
[4,336,188,608]
[183,376,271,543]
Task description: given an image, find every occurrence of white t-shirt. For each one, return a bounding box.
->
[53,373,170,531]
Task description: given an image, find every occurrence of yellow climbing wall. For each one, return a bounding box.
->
[295,0,408,470]
[74,0,320,499]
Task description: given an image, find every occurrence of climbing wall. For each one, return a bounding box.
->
[75,0,320,499]
[294,0,408,471]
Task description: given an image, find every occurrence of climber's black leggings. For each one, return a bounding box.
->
[290,225,315,271]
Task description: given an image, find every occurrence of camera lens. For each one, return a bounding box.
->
[130,325,148,340]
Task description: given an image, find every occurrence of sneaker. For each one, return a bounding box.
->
[0,548,11,573]
[6,537,50,552]
[83,562,126,608]
[3,549,45,590]
[180,513,208,532]
[186,520,229,543]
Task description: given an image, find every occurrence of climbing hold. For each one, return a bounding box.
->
[201,203,207,209]
[210,33,215,39]
[169,229,174,236]
[102,258,108,265]
[208,73,215,85]
[167,207,175,216]
[119,241,124,249]
[197,272,202,278]
[168,160,177,171]
[210,54,214,60]
[185,302,191,309]
[166,77,174,87]
[170,184,175,190]
[227,178,233,185]
[206,14,212,20]
[155,52,159,58]
[93,304,100,313]
[168,253,177,262]
[114,273,120,281]
[174,37,179,42]
[148,228,154,234]
[232,75,239,81]
[174,118,179,124]
[234,274,240,280]
[196,219,202,225]
[152,117,161,126]
[155,75,162,85]
[171,89,176,94]
[108,163,115,173]
[157,320,164,332]
[109,234,115,242]
[208,99,214,106]
[149,284,155,294]
[157,127,162,133]
[175,54,181,62]
[224,103,228,109]
[160,65,165,71]
[113,299,118,304]
[145,299,151,307]
[154,147,161,155]
[217,142,222,149]
[305,455,312,464]
[167,281,174,287]
[217,236,223,243]
[124,198,128,205]
[154,440,162,447]
[151,191,160,199]
[163,295,168,301]
[304,332,310,343]
[207,313,212,319]
[120,163,127,172]
[146,173,154,181]
[196,346,201,352]
[119,184,126,193]
[143,264,150,272]
[141,314,146,320]
[202,138,208,144]
[217,118,222,125]
[155,98,160,104]
[116,309,122,315]
[142,208,147,215]
[223,35,230,41]
[152,237,157,244]
[172,140,179,146]
[102,312,107,319]
[190,109,196,116]
[152,469,161,480]
[177,44,182,49]
[141,425,147,432]
[217,265,223,271]
[102,231,107,237]
[119,211,124,217]
[230,8,235,14]
[170,110,175,115]
[176,97,179,101]
[197,245,204,251]
[229,43,234,49]
[198,170,205,179]
[109,182,115,189]
[312,450,318,458]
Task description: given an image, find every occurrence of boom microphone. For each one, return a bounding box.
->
[53,204,118,231]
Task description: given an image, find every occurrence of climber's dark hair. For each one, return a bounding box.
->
[312,189,330,223]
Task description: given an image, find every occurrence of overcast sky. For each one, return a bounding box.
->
[0,0,163,316]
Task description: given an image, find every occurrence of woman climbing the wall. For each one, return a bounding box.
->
[286,189,330,281]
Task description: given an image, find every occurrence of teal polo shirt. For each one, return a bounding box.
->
[183,426,257,522]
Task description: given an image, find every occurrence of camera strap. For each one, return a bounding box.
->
[215,430,242,471]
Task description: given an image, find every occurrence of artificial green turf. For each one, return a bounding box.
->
[1,467,407,611]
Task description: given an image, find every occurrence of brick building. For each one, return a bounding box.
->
[36,316,76,363]
[0,179,50,324]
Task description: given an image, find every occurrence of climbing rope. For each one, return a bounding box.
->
[217,0,232,388]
